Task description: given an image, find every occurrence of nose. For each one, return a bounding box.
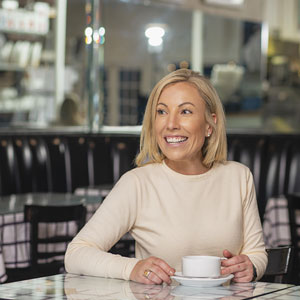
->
[166,112,180,130]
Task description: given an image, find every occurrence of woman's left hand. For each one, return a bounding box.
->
[221,249,254,282]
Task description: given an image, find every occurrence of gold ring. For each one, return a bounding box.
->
[144,294,151,299]
[143,269,151,279]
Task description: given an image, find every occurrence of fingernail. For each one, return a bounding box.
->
[169,270,174,275]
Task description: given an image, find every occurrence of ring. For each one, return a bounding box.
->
[143,269,151,279]
[144,294,151,299]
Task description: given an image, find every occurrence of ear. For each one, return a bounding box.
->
[206,113,217,137]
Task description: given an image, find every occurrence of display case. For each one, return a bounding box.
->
[0,2,53,126]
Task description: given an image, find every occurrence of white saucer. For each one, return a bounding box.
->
[171,272,234,287]
[171,285,234,299]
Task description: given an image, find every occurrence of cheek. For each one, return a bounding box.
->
[190,124,207,144]
[184,119,206,134]
[154,119,163,135]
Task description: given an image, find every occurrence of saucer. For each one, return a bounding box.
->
[171,272,234,287]
[171,285,234,299]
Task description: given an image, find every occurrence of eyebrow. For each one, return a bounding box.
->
[157,101,196,107]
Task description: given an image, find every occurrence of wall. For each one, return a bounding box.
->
[150,0,266,23]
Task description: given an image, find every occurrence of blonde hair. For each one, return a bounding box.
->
[135,69,227,168]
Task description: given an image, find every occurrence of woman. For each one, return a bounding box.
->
[65,69,267,285]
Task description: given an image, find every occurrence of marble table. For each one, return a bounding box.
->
[0,273,297,300]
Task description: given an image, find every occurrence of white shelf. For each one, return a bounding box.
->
[0,8,49,36]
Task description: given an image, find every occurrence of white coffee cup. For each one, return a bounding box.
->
[182,255,223,278]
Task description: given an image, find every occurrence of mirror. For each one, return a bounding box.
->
[98,0,263,130]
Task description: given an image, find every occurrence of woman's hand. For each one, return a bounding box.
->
[221,249,254,282]
[130,256,175,285]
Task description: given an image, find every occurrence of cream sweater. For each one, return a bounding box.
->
[65,161,267,280]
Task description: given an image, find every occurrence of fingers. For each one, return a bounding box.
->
[221,260,248,275]
[130,257,175,285]
[146,257,175,284]
[222,249,233,259]
[233,269,253,282]
[220,253,253,282]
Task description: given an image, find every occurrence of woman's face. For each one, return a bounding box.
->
[154,82,214,173]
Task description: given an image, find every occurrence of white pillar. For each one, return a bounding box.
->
[55,0,67,110]
[191,10,204,74]
[260,22,269,81]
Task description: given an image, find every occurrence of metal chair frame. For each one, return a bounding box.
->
[260,246,294,284]
[24,204,86,277]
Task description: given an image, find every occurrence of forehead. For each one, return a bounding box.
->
[158,81,204,105]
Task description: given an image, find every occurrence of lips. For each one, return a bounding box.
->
[165,136,188,144]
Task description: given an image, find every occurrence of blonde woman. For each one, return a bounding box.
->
[65,69,267,285]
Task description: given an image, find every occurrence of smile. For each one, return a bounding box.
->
[165,136,188,144]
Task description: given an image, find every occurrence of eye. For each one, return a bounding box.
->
[181,109,192,114]
[157,109,166,115]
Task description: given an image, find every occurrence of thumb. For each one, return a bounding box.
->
[223,249,233,258]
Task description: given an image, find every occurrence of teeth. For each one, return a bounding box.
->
[165,137,187,144]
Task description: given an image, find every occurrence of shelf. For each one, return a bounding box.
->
[0,63,26,72]
[0,8,49,36]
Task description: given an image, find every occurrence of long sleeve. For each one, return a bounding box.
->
[65,161,268,281]
[65,172,141,280]
[240,168,268,280]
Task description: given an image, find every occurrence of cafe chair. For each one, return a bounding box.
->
[24,204,86,279]
[260,246,294,284]
[287,193,300,284]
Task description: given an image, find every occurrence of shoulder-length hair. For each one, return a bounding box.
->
[135,69,227,168]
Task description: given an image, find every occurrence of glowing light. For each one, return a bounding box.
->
[99,27,105,36]
[145,26,165,39]
[85,27,93,36]
[148,37,163,47]
[100,36,105,45]
[167,64,176,72]
[85,3,92,13]
[93,31,100,43]
[86,15,92,25]
[180,60,189,69]
[85,36,92,44]
[145,24,166,50]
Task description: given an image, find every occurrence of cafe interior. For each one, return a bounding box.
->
[0,0,300,298]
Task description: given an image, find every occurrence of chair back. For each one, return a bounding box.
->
[260,246,293,283]
[287,193,300,284]
[24,204,86,270]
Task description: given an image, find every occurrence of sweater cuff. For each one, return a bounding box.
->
[247,255,267,281]
[122,258,141,280]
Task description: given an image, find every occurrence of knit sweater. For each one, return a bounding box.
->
[65,160,267,280]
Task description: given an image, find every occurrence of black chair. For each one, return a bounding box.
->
[88,136,114,187]
[262,138,291,218]
[67,136,91,191]
[111,137,139,183]
[227,134,266,220]
[30,137,52,192]
[23,204,86,280]
[287,193,300,284]
[260,246,294,284]
[286,144,300,194]
[0,138,21,195]
[45,136,72,193]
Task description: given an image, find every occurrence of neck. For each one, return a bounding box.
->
[165,159,209,175]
